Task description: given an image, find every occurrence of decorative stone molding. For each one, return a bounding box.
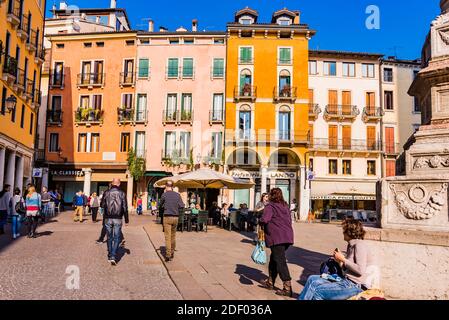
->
[389,183,448,220]
[432,12,449,26]
[414,155,449,169]
[440,30,449,45]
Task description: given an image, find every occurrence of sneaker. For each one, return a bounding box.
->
[95,240,103,244]
[110,259,117,266]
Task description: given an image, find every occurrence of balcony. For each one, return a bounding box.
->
[46,110,63,125]
[162,110,193,125]
[310,138,382,153]
[74,108,104,126]
[49,71,64,88]
[2,55,18,84]
[209,110,224,124]
[362,107,384,122]
[26,30,37,52]
[324,105,360,121]
[24,79,34,100]
[117,108,148,125]
[32,89,41,108]
[13,68,25,94]
[35,47,45,65]
[234,85,257,102]
[273,86,297,103]
[308,103,322,120]
[227,131,310,146]
[17,15,29,41]
[77,73,105,89]
[161,150,190,164]
[6,0,21,27]
[119,72,135,87]
[34,149,46,162]
[384,143,401,155]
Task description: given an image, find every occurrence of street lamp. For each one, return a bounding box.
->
[5,95,17,114]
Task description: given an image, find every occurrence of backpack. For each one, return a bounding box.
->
[320,258,345,278]
[15,198,26,215]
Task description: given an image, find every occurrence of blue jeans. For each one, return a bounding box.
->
[0,210,7,231]
[11,215,22,236]
[105,219,123,260]
[298,275,363,300]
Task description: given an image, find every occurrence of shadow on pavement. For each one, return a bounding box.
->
[115,246,131,263]
[35,231,54,238]
[286,246,329,286]
[234,264,266,286]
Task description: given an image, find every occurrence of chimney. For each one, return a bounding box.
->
[192,19,198,32]
[110,0,117,9]
[293,12,300,24]
[59,1,68,10]
[160,26,168,32]
[148,20,154,32]
[52,4,57,18]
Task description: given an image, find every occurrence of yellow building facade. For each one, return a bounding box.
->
[225,8,315,216]
[0,0,46,191]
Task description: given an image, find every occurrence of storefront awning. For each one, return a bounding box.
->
[145,171,172,177]
[311,181,376,201]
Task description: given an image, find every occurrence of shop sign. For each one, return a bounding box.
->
[231,170,296,180]
[51,170,85,177]
[32,168,43,178]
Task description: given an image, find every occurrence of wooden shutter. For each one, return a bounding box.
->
[342,91,352,115]
[367,126,376,150]
[328,90,338,114]
[366,92,375,109]
[342,126,351,150]
[385,127,395,154]
[329,125,338,149]
[386,160,396,177]
[309,124,314,147]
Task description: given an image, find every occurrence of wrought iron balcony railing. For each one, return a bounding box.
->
[119,72,135,86]
[50,71,64,88]
[26,29,37,52]
[46,110,63,124]
[74,108,104,125]
[324,104,360,120]
[2,55,18,78]
[117,108,148,124]
[363,107,384,122]
[210,110,224,123]
[162,109,193,124]
[274,86,297,102]
[77,73,105,87]
[308,103,322,120]
[310,138,382,152]
[234,85,257,102]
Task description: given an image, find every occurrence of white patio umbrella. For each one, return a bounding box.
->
[153,168,254,190]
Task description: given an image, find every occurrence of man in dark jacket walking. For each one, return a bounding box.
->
[100,178,129,265]
[159,181,184,262]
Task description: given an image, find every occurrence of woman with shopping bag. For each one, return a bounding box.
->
[251,228,267,265]
[258,188,294,297]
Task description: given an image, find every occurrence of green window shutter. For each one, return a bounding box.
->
[183,58,193,77]
[280,48,291,63]
[213,59,224,77]
[240,47,251,62]
[168,58,178,77]
[138,59,149,78]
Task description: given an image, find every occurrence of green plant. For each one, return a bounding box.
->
[127,148,146,181]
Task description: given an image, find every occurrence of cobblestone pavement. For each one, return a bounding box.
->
[0,212,182,300]
[144,219,347,300]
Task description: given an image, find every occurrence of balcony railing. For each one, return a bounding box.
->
[162,109,193,124]
[6,0,21,26]
[210,110,224,123]
[26,29,37,52]
[50,71,64,88]
[34,149,46,162]
[274,86,297,102]
[384,143,401,155]
[162,149,190,163]
[227,131,310,145]
[77,73,105,87]
[363,107,384,122]
[25,79,34,98]
[2,55,18,79]
[14,68,26,91]
[308,103,322,120]
[234,85,257,102]
[324,105,359,121]
[74,108,104,125]
[117,108,148,124]
[17,15,29,40]
[46,110,63,125]
[32,89,41,106]
[310,138,382,152]
[179,110,194,123]
[119,72,135,86]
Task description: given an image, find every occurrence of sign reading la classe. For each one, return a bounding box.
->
[51,170,85,177]
[231,170,297,180]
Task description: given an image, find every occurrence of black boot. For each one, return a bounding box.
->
[276,281,293,297]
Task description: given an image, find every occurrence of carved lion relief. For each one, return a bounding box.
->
[414,155,449,169]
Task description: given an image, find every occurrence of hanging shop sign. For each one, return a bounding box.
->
[51,170,85,177]
[231,170,297,180]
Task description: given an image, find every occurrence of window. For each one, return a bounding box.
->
[140,38,150,45]
[211,132,223,159]
[138,58,149,78]
[120,133,130,152]
[343,62,355,77]
[214,38,224,44]
[329,160,338,175]
[29,113,34,135]
[324,61,337,76]
[384,91,394,110]
[80,95,90,108]
[309,159,314,171]
[135,132,146,158]
[240,18,253,25]
[49,133,59,152]
[1,87,6,115]
[181,94,193,120]
[96,42,104,47]
[308,61,317,75]
[91,133,100,152]
[122,94,133,109]
[136,94,147,121]
[342,160,351,175]
[83,42,92,48]
[212,58,224,78]
[179,132,191,159]
[92,95,102,110]
[384,68,393,82]
[414,97,421,113]
[164,132,176,158]
[239,109,252,139]
[169,38,179,44]
[362,63,375,78]
[78,133,87,152]
[182,58,194,78]
[212,94,224,121]
[279,48,292,64]
[184,39,194,44]
[386,160,396,177]
[10,103,16,122]
[52,62,64,86]
[385,127,395,154]
[166,94,177,120]
[167,58,179,78]
[278,107,291,140]
[20,105,25,128]
[367,160,376,176]
[125,40,135,46]
[239,47,253,63]
[56,43,64,49]
[278,18,291,26]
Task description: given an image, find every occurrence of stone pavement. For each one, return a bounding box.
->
[0,212,181,300]
[144,218,346,300]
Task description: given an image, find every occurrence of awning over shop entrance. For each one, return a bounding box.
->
[145,171,172,177]
[311,181,376,201]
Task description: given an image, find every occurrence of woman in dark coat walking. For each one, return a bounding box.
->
[259,188,294,297]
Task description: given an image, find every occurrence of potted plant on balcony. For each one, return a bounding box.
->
[181,109,191,121]
[80,108,90,122]
[242,83,251,96]
[281,84,291,97]
[88,108,96,121]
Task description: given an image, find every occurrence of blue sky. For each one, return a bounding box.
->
[46,0,440,59]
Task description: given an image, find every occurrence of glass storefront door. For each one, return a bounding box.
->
[276,179,291,204]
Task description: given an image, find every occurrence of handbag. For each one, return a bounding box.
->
[251,232,267,265]
[320,258,345,278]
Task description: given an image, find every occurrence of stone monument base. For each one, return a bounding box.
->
[365,228,449,300]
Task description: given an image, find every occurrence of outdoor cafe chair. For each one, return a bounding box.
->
[192,211,208,232]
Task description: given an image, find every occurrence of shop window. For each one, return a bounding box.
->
[342,160,351,175]
[329,159,338,175]
[367,160,376,175]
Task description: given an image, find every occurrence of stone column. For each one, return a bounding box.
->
[82,168,92,197]
[0,148,5,187]
[261,166,268,194]
[14,156,24,193]
[299,165,310,221]
[126,170,134,212]
[42,168,49,189]
[5,151,16,190]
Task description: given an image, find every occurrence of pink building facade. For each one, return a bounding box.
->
[135,27,226,208]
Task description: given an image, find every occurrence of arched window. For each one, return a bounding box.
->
[239,105,252,139]
[278,105,291,140]
[279,69,291,90]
